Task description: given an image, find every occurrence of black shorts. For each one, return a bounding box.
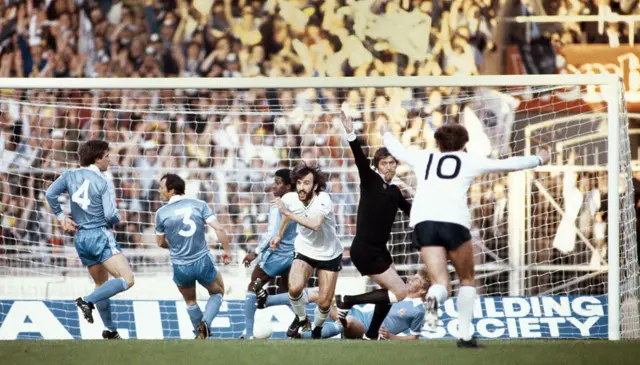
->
[350,241,393,276]
[294,252,343,272]
[412,221,471,252]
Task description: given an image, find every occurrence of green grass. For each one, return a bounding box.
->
[2,340,640,365]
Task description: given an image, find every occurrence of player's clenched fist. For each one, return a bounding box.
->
[270,235,281,249]
[221,249,232,265]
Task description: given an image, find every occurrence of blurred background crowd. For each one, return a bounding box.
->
[0,0,638,296]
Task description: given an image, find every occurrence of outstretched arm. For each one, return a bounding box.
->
[475,149,549,174]
[208,218,232,265]
[380,121,418,167]
[341,110,376,185]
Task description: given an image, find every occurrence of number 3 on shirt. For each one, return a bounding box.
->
[175,207,196,237]
[425,155,462,180]
[71,180,91,210]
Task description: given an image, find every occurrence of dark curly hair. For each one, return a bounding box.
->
[291,161,327,193]
[78,140,110,167]
[434,124,469,152]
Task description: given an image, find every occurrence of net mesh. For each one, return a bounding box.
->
[0,81,637,339]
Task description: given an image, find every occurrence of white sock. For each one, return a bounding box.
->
[388,291,398,303]
[290,293,307,321]
[427,283,448,304]
[457,286,477,341]
[314,306,330,328]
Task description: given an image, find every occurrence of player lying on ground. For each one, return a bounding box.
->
[241,169,298,339]
[270,162,344,339]
[382,122,550,348]
[255,269,430,340]
[45,140,134,340]
[335,108,412,340]
[155,174,232,339]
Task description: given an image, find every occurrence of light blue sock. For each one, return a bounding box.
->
[84,277,128,304]
[267,288,309,308]
[95,299,116,332]
[187,304,203,332]
[301,321,342,339]
[203,294,223,326]
[244,292,257,338]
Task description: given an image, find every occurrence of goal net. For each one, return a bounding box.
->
[0,76,637,341]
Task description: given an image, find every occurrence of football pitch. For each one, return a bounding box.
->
[2,340,640,365]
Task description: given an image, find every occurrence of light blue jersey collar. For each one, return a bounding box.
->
[85,164,102,174]
[404,297,424,307]
[168,195,188,204]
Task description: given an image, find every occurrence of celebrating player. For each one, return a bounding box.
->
[155,174,232,339]
[241,169,298,339]
[382,122,549,348]
[334,109,412,340]
[258,269,430,340]
[270,162,343,339]
[45,140,134,340]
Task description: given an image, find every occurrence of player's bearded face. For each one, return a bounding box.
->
[296,174,316,202]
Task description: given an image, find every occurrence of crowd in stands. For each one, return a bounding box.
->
[0,0,635,295]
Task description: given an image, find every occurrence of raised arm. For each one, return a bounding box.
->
[102,180,121,226]
[340,110,376,185]
[380,121,418,167]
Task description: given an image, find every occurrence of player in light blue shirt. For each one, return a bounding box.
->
[256,270,429,340]
[155,173,232,339]
[240,169,298,339]
[45,140,134,340]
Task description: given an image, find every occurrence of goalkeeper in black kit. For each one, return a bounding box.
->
[335,109,413,340]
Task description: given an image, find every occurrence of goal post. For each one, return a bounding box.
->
[0,75,636,341]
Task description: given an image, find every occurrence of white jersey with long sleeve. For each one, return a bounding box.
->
[281,191,343,261]
[383,132,542,229]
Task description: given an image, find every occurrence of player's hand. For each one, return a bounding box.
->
[222,250,232,265]
[270,236,281,249]
[379,120,391,135]
[271,198,287,215]
[340,107,353,134]
[242,251,258,267]
[61,217,78,233]
[538,149,550,165]
[379,326,389,339]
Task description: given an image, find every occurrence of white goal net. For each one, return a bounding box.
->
[0,76,637,340]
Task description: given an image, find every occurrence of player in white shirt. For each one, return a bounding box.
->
[382,122,549,348]
[270,162,343,339]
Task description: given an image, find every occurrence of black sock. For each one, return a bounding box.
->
[365,303,392,339]
[344,289,390,307]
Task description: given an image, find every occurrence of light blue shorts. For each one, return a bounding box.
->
[74,227,122,267]
[173,253,218,288]
[347,307,372,333]
[259,250,293,277]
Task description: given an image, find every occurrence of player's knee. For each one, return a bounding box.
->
[123,275,135,289]
[247,281,256,292]
[288,282,304,298]
[316,296,332,311]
